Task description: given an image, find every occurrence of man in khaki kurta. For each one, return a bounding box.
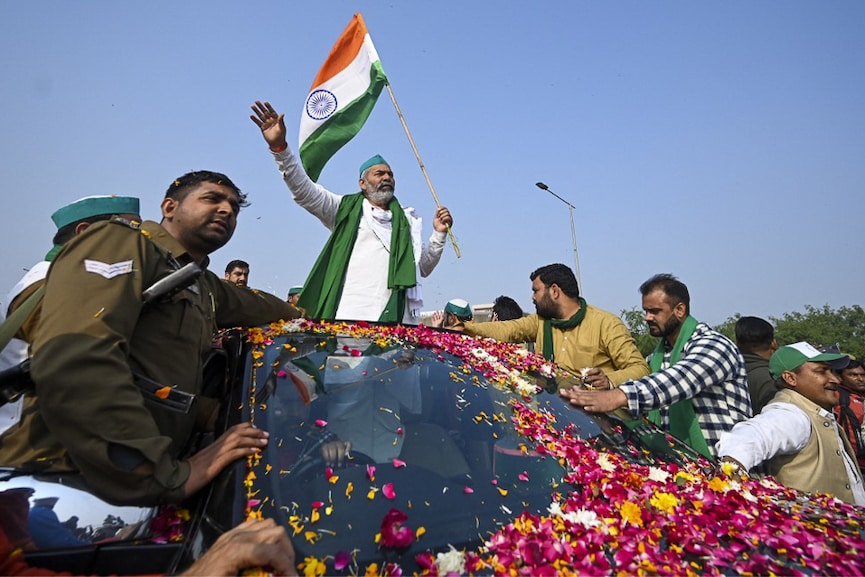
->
[0,171,301,506]
[460,263,648,388]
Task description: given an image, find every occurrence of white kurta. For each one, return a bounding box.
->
[272,147,446,323]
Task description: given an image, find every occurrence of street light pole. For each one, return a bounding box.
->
[535,182,582,292]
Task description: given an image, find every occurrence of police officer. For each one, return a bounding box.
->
[2,171,301,506]
[0,195,141,438]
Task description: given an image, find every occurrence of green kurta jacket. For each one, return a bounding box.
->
[464,305,650,385]
[0,218,300,506]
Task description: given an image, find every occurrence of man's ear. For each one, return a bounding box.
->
[358,177,367,192]
[161,197,178,220]
[73,222,91,236]
[673,301,687,320]
[781,370,797,388]
[548,283,560,300]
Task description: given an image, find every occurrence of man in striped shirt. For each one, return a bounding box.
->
[561,274,752,457]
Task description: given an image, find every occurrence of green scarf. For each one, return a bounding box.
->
[542,298,588,362]
[646,316,712,458]
[297,193,416,323]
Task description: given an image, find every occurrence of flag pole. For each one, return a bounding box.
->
[385,83,461,258]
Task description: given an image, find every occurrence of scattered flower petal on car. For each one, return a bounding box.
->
[334,550,351,571]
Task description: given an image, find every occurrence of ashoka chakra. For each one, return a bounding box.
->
[305,89,338,120]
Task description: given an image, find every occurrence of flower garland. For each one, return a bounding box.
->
[240,320,865,576]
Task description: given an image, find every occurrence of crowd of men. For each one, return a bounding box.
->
[0,97,860,573]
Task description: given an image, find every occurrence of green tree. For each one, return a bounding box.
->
[771,304,865,360]
[620,307,656,357]
[713,314,742,343]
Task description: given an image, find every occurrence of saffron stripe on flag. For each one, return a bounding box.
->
[298,13,388,182]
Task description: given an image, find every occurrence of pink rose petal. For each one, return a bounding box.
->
[383,483,396,499]
[392,458,406,468]
[334,550,351,571]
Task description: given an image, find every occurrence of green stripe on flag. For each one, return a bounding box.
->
[300,62,388,182]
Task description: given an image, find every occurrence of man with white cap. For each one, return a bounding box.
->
[251,100,454,324]
[431,298,473,329]
[716,341,864,505]
[0,196,140,435]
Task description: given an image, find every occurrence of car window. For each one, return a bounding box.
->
[242,329,624,567]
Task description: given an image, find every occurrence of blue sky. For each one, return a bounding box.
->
[1,1,863,326]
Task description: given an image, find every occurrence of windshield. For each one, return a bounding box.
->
[242,326,607,567]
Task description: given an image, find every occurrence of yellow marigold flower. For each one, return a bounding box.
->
[345,482,353,497]
[416,526,426,538]
[304,530,318,544]
[620,501,643,527]
[707,476,730,492]
[649,492,679,513]
[364,563,380,577]
[300,555,327,577]
[311,509,320,523]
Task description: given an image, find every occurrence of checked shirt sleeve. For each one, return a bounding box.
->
[619,325,747,418]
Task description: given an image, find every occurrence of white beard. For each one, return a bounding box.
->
[364,182,394,207]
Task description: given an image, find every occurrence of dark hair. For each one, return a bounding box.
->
[225,259,250,274]
[530,264,580,299]
[734,316,774,353]
[842,359,864,373]
[52,214,116,246]
[492,295,523,321]
[165,171,249,208]
[639,273,690,315]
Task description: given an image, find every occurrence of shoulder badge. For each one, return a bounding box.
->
[109,215,142,230]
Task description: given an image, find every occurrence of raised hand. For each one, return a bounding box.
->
[250,100,288,150]
[432,206,453,233]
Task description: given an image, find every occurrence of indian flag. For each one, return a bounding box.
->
[299,13,388,182]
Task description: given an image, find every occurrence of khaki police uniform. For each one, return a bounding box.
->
[0,218,300,506]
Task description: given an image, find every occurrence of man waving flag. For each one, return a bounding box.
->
[299,13,388,182]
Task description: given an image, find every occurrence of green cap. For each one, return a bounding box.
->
[51,195,140,230]
[769,341,849,377]
[359,154,389,176]
[444,298,473,321]
[288,286,303,296]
